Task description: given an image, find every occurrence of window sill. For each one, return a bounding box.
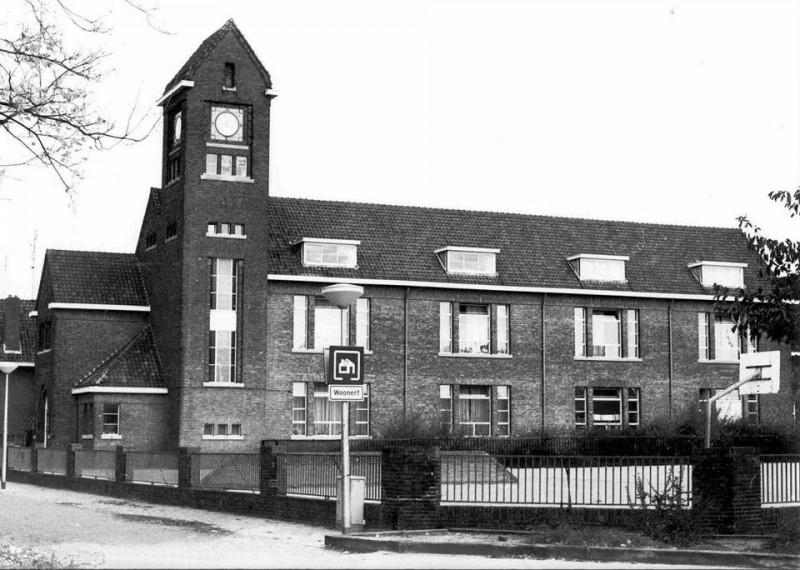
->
[165,177,181,188]
[222,86,237,92]
[206,232,247,239]
[36,349,52,355]
[101,434,121,440]
[202,382,245,388]
[698,359,740,364]
[206,142,250,151]
[293,349,373,355]
[165,235,177,243]
[290,435,371,440]
[80,434,93,440]
[573,357,643,362]
[200,173,254,183]
[439,353,512,359]
[202,435,244,440]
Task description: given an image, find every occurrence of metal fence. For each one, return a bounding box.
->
[440,453,693,508]
[7,446,32,471]
[74,449,116,480]
[191,453,259,492]
[36,448,67,475]
[761,454,800,506]
[276,451,382,501]
[126,451,178,487]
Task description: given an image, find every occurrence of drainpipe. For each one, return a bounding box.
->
[668,300,674,421]
[541,294,547,431]
[403,287,409,420]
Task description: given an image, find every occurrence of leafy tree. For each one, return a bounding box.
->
[0,0,164,193]
[716,189,800,346]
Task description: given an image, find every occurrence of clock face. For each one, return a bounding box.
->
[173,113,182,142]
[215,111,240,137]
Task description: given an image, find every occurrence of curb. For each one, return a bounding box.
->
[324,531,800,568]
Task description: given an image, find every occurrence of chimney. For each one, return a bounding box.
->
[3,296,21,354]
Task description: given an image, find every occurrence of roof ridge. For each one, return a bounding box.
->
[267,195,744,234]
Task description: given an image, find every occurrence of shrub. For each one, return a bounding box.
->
[628,470,700,546]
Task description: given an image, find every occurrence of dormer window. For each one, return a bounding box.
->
[436,247,498,276]
[568,254,628,282]
[299,238,359,268]
[688,261,746,289]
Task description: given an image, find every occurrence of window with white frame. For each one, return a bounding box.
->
[568,254,628,282]
[207,222,245,238]
[574,308,639,359]
[574,387,640,429]
[688,262,746,289]
[458,386,491,436]
[101,404,120,436]
[496,386,510,436]
[209,258,239,383]
[440,302,511,355]
[698,388,759,424]
[292,382,307,436]
[290,384,372,438]
[293,295,372,351]
[698,313,756,361]
[439,385,453,433]
[436,247,498,276]
[300,239,359,268]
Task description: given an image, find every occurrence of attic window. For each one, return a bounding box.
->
[435,247,499,276]
[299,238,360,268]
[223,63,236,90]
[568,254,628,282]
[688,261,746,288]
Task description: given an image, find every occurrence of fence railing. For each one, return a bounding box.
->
[191,453,260,492]
[761,454,800,506]
[440,453,693,508]
[74,449,116,480]
[126,451,178,487]
[7,446,32,471]
[276,451,382,501]
[36,448,67,475]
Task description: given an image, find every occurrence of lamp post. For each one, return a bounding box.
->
[321,283,363,535]
[0,362,19,490]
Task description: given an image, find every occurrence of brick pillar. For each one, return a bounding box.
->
[66,443,81,479]
[260,441,282,497]
[178,447,196,489]
[115,445,126,484]
[692,447,763,533]
[381,445,440,530]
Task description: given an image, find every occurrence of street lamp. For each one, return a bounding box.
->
[0,362,19,490]
[321,283,363,535]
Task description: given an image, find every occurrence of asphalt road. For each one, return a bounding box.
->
[0,483,726,569]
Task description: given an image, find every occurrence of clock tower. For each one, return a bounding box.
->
[136,20,276,449]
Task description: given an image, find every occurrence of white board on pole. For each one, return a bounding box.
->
[738,351,780,394]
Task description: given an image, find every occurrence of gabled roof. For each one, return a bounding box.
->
[44,250,149,307]
[73,327,167,390]
[163,19,272,94]
[0,298,36,363]
[267,197,765,296]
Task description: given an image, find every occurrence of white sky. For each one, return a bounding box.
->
[1,0,800,298]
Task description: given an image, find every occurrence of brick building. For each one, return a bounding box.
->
[28,20,797,451]
[0,296,36,445]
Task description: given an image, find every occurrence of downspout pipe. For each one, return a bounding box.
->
[541,294,547,431]
[403,287,409,421]
[668,300,674,421]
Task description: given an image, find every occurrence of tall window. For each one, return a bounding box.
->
[698,313,755,361]
[440,302,511,355]
[80,403,94,438]
[292,383,307,436]
[313,297,349,349]
[354,384,370,437]
[574,308,639,359]
[574,387,640,430]
[209,258,239,383]
[458,386,491,436]
[313,386,343,436]
[223,62,236,89]
[439,385,453,432]
[102,404,120,436]
[356,298,370,350]
[496,386,511,436]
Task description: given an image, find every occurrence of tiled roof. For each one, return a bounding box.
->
[267,197,765,296]
[0,298,36,362]
[73,327,167,390]
[45,250,149,306]
[163,19,272,94]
